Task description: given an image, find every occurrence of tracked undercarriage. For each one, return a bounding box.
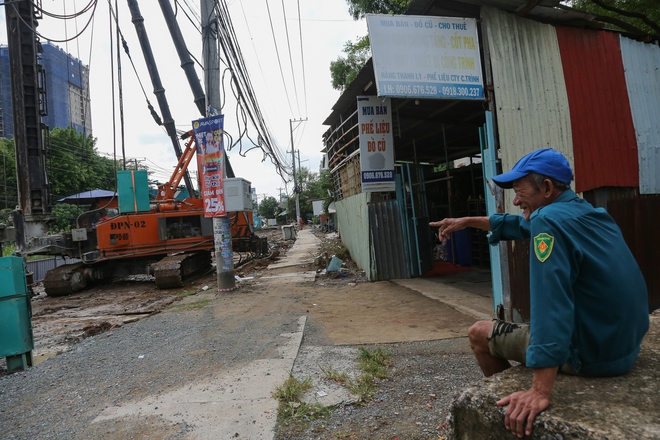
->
[43,251,212,296]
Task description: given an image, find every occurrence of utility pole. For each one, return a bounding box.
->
[202,0,235,291]
[289,118,306,227]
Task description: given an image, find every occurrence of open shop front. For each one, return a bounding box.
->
[322,61,499,297]
[322,10,501,315]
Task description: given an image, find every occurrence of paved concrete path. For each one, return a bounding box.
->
[93,317,306,440]
[267,229,320,270]
[93,231,322,439]
[392,278,494,321]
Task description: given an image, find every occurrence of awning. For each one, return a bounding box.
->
[57,189,116,203]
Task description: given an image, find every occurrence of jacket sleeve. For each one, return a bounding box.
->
[488,213,531,244]
[525,215,578,369]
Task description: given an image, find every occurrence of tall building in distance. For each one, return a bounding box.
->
[0,42,92,139]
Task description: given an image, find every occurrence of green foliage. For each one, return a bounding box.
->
[561,0,660,34]
[50,203,85,232]
[0,138,17,209]
[285,166,334,222]
[346,0,412,20]
[2,242,15,257]
[330,35,372,91]
[259,196,280,219]
[319,365,349,385]
[273,375,331,425]
[356,347,391,379]
[0,208,13,225]
[47,127,117,199]
[330,0,413,90]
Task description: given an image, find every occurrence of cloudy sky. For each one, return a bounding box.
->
[0,1,367,201]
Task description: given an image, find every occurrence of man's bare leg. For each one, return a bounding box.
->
[468,320,511,377]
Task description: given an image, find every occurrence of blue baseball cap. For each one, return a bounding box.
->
[492,148,573,189]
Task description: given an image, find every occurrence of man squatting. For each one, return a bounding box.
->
[430,148,649,438]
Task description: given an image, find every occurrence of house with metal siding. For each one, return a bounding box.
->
[322,0,660,319]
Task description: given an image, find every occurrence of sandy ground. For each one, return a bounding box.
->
[9,227,480,369]
[0,226,490,439]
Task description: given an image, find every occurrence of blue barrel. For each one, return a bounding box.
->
[0,256,34,372]
[446,229,472,266]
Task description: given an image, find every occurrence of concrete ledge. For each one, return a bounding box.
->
[450,311,660,439]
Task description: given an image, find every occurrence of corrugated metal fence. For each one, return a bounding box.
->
[26,257,81,283]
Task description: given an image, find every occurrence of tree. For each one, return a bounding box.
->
[561,0,660,34]
[50,203,85,232]
[0,138,18,210]
[285,167,334,222]
[258,196,280,219]
[330,36,372,91]
[47,127,117,199]
[346,0,412,20]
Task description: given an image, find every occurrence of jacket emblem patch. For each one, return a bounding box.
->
[534,232,554,263]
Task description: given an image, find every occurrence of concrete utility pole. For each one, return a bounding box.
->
[202,0,235,291]
[289,118,306,226]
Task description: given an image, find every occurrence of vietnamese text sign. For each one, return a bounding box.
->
[358,96,395,193]
[366,14,484,100]
[193,115,226,217]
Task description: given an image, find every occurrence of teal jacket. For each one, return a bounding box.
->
[489,190,649,376]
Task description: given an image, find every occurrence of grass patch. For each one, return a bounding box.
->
[348,347,391,403]
[166,298,210,312]
[335,245,350,261]
[357,347,390,379]
[319,365,349,385]
[175,289,198,301]
[273,374,330,425]
[274,348,392,426]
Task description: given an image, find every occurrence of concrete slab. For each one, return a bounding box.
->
[93,316,307,440]
[268,230,320,270]
[391,278,495,321]
[451,312,660,439]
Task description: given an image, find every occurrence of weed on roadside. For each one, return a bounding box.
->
[348,347,391,403]
[166,298,210,312]
[274,375,330,426]
[321,347,392,404]
[175,290,198,301]
[319,364,349,385]
[357,346,391,379]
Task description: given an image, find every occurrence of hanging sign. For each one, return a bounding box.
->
[193,115,226,217]
[366,14,484,100]
[358,96,395,192]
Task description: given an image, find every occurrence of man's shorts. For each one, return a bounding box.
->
[487,319,530,365]
[486,319,579,375]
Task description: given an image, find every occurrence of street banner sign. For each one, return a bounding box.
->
[193,115,226,217]
[358,96,396,192]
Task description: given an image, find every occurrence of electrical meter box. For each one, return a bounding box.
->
[117,170,150,214]
[223,178,252,212]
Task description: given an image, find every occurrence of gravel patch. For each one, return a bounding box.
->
[275,338,484,440]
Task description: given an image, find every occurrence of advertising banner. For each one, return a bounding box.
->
[366,14,484,100]
[192,115,226,217]
[358,96,395,192]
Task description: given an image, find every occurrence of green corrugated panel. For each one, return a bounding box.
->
[0,256,34,358]
[117,170,151,213]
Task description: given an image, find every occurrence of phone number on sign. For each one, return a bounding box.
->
[363,171,393,180]
[441,86,480,97]
[395,84,438,95]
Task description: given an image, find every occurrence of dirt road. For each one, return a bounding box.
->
[0,227,488,439]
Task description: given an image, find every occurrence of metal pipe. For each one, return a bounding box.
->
[126,0,196,195]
